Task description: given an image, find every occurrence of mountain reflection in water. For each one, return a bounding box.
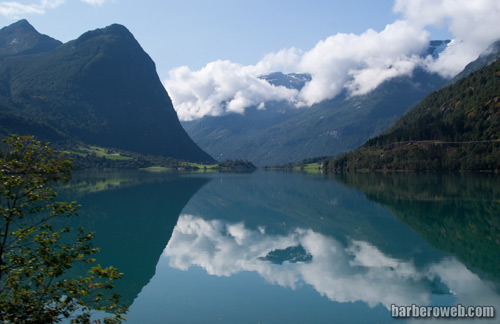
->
[125,171,500,323]
[62,171,500,323]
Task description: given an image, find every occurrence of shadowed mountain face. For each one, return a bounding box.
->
[0,20,214,163]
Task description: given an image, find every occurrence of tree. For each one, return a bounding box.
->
[0,135,127,323]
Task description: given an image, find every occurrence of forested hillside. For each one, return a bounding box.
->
[327,58,500,171]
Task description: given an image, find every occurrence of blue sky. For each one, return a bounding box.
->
[0,0,451,76]
[0,0,498,121]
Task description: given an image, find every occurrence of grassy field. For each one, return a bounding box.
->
[63,145,131,160]
[140,162,219,173]
[139,166,173,172]
[80,146,131,160]
[186,162,219,169]
[302,162,322,173]
[291,162,322,173]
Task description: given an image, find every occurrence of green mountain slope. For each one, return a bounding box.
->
[0,20,214,163]
[183,67,448,166]
[327,56,500,171]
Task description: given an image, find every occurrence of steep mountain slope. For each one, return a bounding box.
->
[183,67,448,166]
[327,55,500,171]
[0,19,61,57]
[0,20,214,163]
[452,40,500,82]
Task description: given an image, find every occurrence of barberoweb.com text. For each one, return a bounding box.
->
[391,304,495,319]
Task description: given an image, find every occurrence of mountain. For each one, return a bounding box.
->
[425,40,451,58]
[260,72,311,90]
[0,20,214,163]
[183,65,448,166]
[0,19,61,57]
[327,50,500,172]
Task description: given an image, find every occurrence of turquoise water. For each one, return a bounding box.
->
[64,171,500,323]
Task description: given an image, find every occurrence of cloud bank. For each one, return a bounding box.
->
[165,0,500,121]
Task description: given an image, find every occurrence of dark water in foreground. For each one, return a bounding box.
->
[62,171,500,323]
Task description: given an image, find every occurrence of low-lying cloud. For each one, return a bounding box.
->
[165,60,300,119]
[165,0,500,121]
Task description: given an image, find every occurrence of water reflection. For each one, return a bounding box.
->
[60,171,210,307]
[63,171,500,323]
[164,214,500,313]
[124,171,500,323]
[334,172,500,281]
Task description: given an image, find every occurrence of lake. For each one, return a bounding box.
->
[62,170,500,323]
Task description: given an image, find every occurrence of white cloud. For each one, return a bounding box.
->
[0,1,60,18]
[0,0,109,18]
[394,0,500,77]
[165,60,299,121]
[165,19,430,120]
[298,20,428,104]
[165,0,500,120]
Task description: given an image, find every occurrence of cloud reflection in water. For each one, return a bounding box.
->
[163,214,500,310]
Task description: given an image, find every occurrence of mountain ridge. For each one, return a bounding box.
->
[0,20,214,163]
[0,19,62,57]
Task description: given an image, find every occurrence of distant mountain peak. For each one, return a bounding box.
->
[103,23,133,36]
[425,40,451,58]
[8,19,35,31]
[75,23,135,45]
[0,19,61,57]
[260,72,312,90]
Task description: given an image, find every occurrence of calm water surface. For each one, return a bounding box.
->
[64,171,500,323]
